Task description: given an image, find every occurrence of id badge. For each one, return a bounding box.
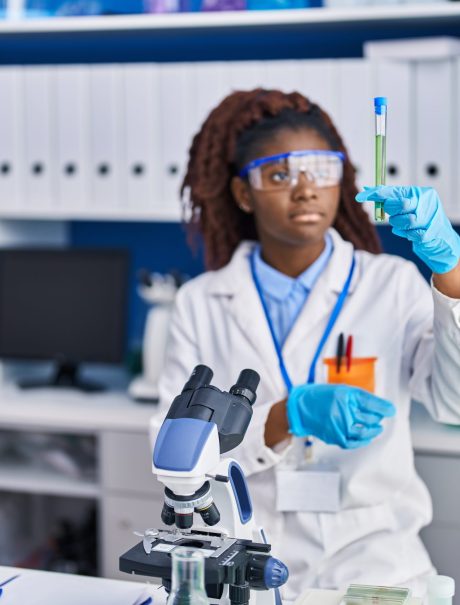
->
[275,464,341,513]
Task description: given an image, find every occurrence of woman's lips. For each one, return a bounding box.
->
[289,211,323,223]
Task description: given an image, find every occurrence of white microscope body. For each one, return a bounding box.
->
[120,365,288,605]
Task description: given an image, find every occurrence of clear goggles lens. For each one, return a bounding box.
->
[240,150,344,191]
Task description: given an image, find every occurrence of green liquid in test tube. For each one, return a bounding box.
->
[374,96,387,222]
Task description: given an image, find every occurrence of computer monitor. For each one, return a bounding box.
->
[0,248,129,391]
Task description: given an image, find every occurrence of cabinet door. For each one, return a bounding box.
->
[102,493,163,581]
[420,526,460,605]
[100,431,159,496]
[414,454,460,525]
[415,454,460,604]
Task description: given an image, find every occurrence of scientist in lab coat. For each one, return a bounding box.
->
[154,89,460,599]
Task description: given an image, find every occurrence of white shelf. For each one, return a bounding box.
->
[0,385,159,433]
[0,4,459,34]
[0,462,100,497]
[0,206,181,223]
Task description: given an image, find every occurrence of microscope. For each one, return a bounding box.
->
[120,365,289,605]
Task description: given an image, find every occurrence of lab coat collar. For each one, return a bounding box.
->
[207,228,358,298]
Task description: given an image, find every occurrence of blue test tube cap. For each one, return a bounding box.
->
[374,96,387,115]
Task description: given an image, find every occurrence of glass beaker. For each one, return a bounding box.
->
[166,547,209,605]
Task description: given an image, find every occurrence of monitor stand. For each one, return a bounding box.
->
[18,362,105,392]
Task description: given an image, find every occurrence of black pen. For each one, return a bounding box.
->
[336,332,345,373]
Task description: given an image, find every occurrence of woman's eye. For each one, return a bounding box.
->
[270,170,289,183]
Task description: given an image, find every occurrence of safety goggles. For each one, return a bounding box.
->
[239,150,345,191]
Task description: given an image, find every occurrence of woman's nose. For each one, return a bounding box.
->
[291,171,316,200]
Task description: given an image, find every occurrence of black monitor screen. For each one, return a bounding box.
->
[0,248,129,365]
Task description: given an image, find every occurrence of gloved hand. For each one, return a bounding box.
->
[287,384,396,449]
[356,185,460,274]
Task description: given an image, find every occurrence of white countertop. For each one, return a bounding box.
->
[0,565,165,605]
[0,566,423,605]
[410,402,460,456]
[0,384,460,455]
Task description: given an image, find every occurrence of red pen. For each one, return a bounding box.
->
[346,335,353,372]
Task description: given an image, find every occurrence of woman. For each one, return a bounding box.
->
[155,89,460,599]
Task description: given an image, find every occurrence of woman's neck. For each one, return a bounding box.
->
[260,237,326,278]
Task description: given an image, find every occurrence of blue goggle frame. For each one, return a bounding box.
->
[239,149,345,179]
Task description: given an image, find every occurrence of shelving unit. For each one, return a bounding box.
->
[0,463,100,498]
[0,4,460,34]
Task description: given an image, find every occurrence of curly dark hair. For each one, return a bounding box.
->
[181,88,381,270]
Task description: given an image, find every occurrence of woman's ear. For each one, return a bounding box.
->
[231,176,253,214]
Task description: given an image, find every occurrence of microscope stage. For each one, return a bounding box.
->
[119,529,270,586]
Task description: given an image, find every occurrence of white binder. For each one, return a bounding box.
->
[414,59,457,223]
[192,62,229,134]
[337,60,374,193]
[158,63,195,218]
[298,59,340,122]
[227,60,265,91]
[260,60,301,93]
[372,60,413,188]
[23,66,56,211]
[122,64,161,215]
[54,65,90,211]
[0,67,24,211]
[88,65,122,210]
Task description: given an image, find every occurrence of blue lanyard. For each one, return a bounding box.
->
[250,250,356,393]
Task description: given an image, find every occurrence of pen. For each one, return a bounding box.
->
[346,335,353,372]
[336,333,345,373]
[0,574,20,597]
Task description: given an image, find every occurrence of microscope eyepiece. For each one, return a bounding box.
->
[182,364,213,392]
[230,369,260,405]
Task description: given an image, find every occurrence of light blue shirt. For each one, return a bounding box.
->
[253,234,333,348]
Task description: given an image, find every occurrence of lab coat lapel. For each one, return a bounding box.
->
[208,242,285,393]
[282,229,357,360]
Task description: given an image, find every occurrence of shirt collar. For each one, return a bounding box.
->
[253,234,333,302]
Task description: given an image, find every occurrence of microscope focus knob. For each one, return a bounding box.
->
[247,555,289,589]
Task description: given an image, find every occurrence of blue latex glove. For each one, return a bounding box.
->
[356,185,460,274]
[287,384,396,449]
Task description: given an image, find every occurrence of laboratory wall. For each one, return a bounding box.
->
[1,53,460,351]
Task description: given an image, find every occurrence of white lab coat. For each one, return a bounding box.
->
[155,228,460,599]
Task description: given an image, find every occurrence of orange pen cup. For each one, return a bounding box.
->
[323,357,377,394]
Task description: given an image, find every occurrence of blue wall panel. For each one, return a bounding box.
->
[70,221,460,350]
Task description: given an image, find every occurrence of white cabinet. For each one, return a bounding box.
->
[0,388,161,582]
[100,430,165,579]
[414,453,460,604]
[101,493,163,581]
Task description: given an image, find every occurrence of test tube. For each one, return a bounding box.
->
[374,96,387,222]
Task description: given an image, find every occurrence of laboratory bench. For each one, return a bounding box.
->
[0,565,423,605]
[0,387,458,592]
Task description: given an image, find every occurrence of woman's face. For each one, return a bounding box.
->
[232,128,341,249]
